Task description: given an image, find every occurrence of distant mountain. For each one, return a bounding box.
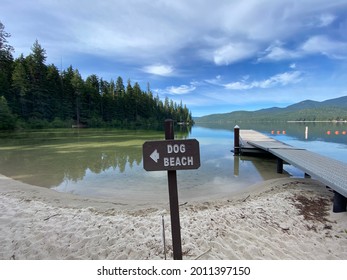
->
[195,96,347,123]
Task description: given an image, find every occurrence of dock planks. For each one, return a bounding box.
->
[238,129,347,212]
[270,148,347,197]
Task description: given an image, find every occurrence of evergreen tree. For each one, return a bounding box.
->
[115,76,125,96]
[133,82,142,120]
[85,74,101,125]
[26,40,48,119]
[11,55,30,118]
[0,21,14,103]
[61,66,76,120]
[71,69,84,124]
[0,96,16,129]
[125,79,135,121]
[46,64,63,120]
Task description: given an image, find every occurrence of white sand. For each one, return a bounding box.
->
[0,174,346,260]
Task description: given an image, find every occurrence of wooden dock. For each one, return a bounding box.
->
[236,129,347,212]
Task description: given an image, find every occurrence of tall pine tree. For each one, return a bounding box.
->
[0,21,14,105]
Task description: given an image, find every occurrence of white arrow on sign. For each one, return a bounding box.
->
[150,149,160,163]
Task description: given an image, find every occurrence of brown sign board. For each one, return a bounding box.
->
[143,139,200,171]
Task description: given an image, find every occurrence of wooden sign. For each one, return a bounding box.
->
[143,139,200,171]
[142,120,201,260]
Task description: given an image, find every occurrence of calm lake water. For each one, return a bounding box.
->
[0,122,346,203]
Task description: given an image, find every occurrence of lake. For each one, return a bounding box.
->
[0,122,346,203]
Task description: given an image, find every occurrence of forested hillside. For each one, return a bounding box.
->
[0,22,193,130]
[195,97,347,124]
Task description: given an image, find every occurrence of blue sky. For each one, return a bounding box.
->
[2,0,347,116]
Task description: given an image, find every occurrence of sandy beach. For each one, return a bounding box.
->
[0,173,346,260]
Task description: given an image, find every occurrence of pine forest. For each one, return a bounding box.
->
[0,22,193,130]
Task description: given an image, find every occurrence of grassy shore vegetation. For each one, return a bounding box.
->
[0,21,193,130]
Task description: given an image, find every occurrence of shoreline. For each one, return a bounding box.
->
[0,174,346,260]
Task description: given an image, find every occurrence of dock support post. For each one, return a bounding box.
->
[234,125,240,155]
[333,191,347,213]
[234,154,240,177]
[277,158,283,173]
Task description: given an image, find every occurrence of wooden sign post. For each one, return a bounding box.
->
[142,119,200,260]
[165,119,182,260]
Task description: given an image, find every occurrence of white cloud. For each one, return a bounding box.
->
[213,42,258,65]
[224,71,303,90]
[308,13,337,27]
[300,35,347,59]
[318,14,336,27]
[205,75,223,86]
[142,64,174,76]
[259,35,347,62]
[290,63,296,69]
[4,0,347,66]
[224,82,253,90]
[166,84,196,95]
[258,41,302,62]
[259,71,303,87]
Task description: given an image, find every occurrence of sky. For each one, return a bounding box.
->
[1,0,347,117]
